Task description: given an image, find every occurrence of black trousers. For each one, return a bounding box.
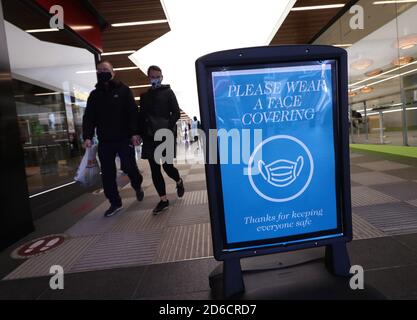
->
[148,159,180,197]
[98,139,143,206]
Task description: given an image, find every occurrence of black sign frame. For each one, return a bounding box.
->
[196,45,352,264]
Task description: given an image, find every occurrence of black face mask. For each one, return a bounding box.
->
[97,72,112,83]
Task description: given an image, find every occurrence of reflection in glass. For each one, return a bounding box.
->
[314,1,417,146]
[3,13,96,195]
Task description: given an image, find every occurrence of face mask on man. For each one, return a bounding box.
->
[150,77,162,88]
[97,71,112,83]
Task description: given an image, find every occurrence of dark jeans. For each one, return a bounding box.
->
[98,140,143,206]
[148,159,180,197]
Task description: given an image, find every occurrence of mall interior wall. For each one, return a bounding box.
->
[1,0,103,222]
[0,0,34,251]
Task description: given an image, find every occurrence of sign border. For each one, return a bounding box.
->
[195,45,352,261]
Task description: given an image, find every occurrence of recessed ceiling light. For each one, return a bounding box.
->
[291,4,345,11]
[365,68,383,77]
[383,106,417,114]
[111,19,168,27]
[349,60,417,87]
[373,1,417,4]
[360,86,373,93]
[352,67,417,92]
[134,97,141,101]
[392,56,413,66]
[394,34,417,50]
[101,50,136,56]
[26,28,59,33]
[348,90,358,97]
[114,66,139,71]
[351,58,373,71]
[129,84,151,89]
[333,44,353,47]
[34,92,61,96]
[72,25,94,31]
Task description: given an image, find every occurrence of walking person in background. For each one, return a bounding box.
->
[138,65,185,214]
[184,125,189,146]
[191,116,201,150]
[82,60,144,217]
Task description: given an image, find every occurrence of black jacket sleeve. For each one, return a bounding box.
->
[168,88,180,128]
[82,93,96,140]
[125,87,139,137]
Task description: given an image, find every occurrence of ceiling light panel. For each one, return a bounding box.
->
[111,19,168,27]
[26,28,59,33]
[291,4,345,11]
[102,50,136,56]
[129,0,296,118]
[373,1,417,4]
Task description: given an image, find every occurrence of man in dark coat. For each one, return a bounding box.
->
[139,65,184,214]
[82,61,144,217]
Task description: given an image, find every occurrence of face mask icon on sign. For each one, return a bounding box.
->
[258,156,304,188]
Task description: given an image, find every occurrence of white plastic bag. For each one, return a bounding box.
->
[74,145,101,187]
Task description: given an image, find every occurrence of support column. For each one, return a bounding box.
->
[0,0,34,251]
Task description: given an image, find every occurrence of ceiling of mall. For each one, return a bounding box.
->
[314,0,417,106]
[89,0,353,117]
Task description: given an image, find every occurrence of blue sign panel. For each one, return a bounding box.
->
[212,62,339,245]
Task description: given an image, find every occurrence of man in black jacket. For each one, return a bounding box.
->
[82,61,144,217]
[139,65,184,214]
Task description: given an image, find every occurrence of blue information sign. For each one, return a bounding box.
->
[196,46,353,298]
[196,45,352,262]
[212,62,340,245]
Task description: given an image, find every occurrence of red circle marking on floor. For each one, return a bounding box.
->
[72,202,94,216]
[12,234,67,259]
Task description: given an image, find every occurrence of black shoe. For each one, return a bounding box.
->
[104,205,123,217]
[136,188,144,201]
[176,178,185,198]
[153,200,169,214]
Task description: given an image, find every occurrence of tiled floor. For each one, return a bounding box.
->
[1,148,417,299]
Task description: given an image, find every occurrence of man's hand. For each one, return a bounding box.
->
[131,135,142,146]
[83,139,92,148]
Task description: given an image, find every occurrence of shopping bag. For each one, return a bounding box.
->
[74,145,101,187]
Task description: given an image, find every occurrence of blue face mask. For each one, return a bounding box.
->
[150,77,162,88]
